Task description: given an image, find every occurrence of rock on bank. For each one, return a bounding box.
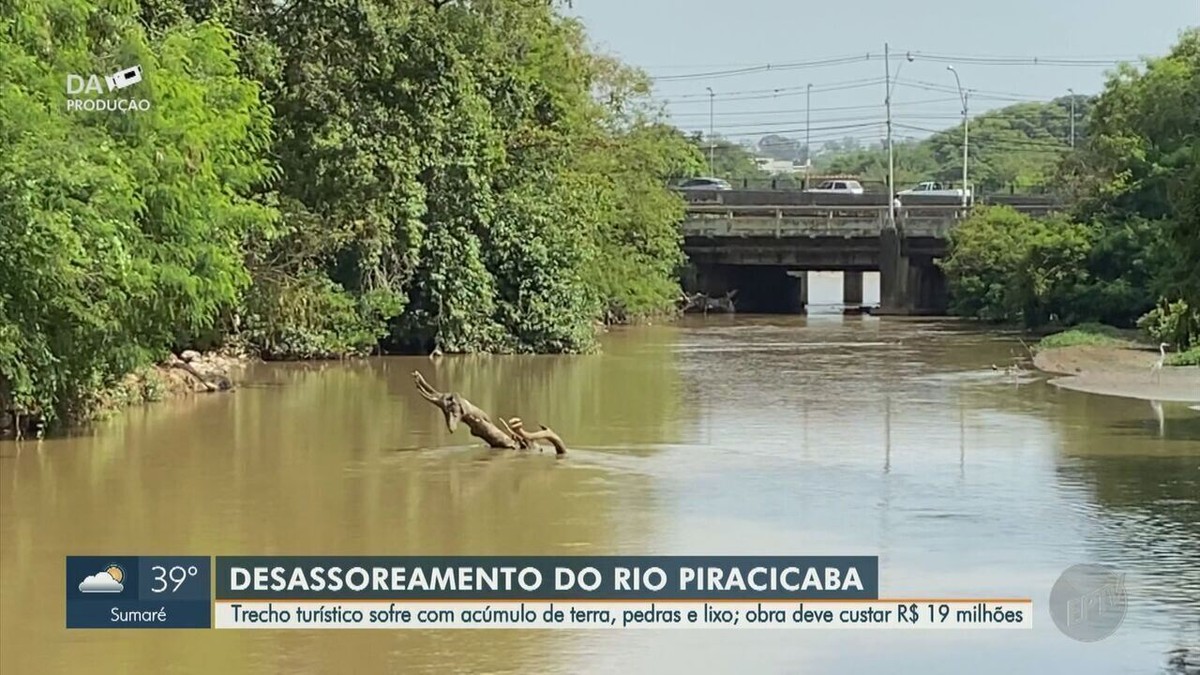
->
[1,349,246,439]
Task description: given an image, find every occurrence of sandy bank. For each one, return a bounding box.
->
[1034,345,1200,403]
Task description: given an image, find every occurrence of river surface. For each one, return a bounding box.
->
[3,310,1199,674]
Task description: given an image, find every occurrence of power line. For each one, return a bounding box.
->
[686,115,890,133]
[644,51,1141,72]
[701,121,882,137]
[665,97,960,119]
[650,54,879,81]
[893,122,1073,150]
[699,124,885,142]
[647,49,1138,82]
[662,77,886,100]
[895,51,1128,67]
[895,79,1050,101]
[662,78,888,105]
[669,99,1081,138]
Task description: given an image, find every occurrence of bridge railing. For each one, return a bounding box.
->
[683,203,968,217]
[681,204,962,238]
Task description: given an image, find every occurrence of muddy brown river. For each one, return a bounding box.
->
[2,311,1198,673]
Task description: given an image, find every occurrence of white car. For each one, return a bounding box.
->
[677,177,732,191]
[897,181,972,199]
[804,179,864,195]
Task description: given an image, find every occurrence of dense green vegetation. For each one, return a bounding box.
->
[0,0,703,425]
[939,29,1200,356]
[1036,324,1132,350]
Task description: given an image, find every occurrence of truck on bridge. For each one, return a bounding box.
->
[897,181,973,202]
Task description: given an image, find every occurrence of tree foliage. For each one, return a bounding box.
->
[1,0,701,424]
[941,29,1200,349]
[939,207,1095,325]
[0,0,274,422]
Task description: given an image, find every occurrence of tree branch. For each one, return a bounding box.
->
[411,371,567,455]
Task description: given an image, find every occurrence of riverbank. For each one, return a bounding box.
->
[1033,344,1200,403]
[1,349,247,439]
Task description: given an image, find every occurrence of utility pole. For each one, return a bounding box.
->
[805,83,812,189]
[947,65,969,208]
[885,43,894,227]
[1067,88,1076,148]
[885,45,913,227]
[706,87,715,176]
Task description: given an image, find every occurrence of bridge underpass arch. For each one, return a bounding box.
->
[686,264,881,315]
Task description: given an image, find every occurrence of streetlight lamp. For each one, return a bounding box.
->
[1067,88,1076,148]
[705,87,715,176]
[947,65,969,208]
[805,83,812,189]
[885,44,914,228]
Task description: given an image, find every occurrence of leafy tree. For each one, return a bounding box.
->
[941,30,1198,347]
[939,207,1096,326]
[142,0,700,353]
[1069,27,1200,346]
[2,0,704,428]
[0,0,274,422]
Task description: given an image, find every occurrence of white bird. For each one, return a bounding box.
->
[1151,342,1169,383]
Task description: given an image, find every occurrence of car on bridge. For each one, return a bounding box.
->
[803,179,864,195]
[898,181,973,201]
[676,177,733,191]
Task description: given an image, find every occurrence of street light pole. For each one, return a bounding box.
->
[706,87,715,176]
[885,44,914,228]
[947,65,968,208]
[1067,88,1076,148]
[805,83,812,189]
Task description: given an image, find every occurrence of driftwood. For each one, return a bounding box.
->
[679,290,737,314]
[412,371,567,456]
[168,352,233,393]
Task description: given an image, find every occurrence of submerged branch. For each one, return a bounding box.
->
[411,371,566,455]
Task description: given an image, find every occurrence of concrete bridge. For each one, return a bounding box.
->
[680,202,992,315]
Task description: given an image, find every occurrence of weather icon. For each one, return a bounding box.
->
[79,564,125,593]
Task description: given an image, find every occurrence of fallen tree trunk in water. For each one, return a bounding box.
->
[412,371,567,456]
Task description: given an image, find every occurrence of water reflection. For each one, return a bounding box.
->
[1,315,1197,674]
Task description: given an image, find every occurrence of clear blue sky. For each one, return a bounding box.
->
[567,1,1198,149]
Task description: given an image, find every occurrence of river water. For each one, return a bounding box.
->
[2,302,1199,673]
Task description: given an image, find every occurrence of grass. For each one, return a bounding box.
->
[1166,346,1200,367]
[1037,323,1134,350]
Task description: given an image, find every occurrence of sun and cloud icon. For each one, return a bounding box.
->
[79,564,125,593]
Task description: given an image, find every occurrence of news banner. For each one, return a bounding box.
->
[66,556,1032,630]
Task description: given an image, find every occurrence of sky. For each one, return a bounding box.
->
[566,1,1199,150]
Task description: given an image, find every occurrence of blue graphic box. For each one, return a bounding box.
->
[66,556,211,629]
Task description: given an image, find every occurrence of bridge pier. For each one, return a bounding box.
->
[878,226,908,314]
[842,271,864,305]
[910,261,948,314]
[786,270,808,313]
[878,226,948,315]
